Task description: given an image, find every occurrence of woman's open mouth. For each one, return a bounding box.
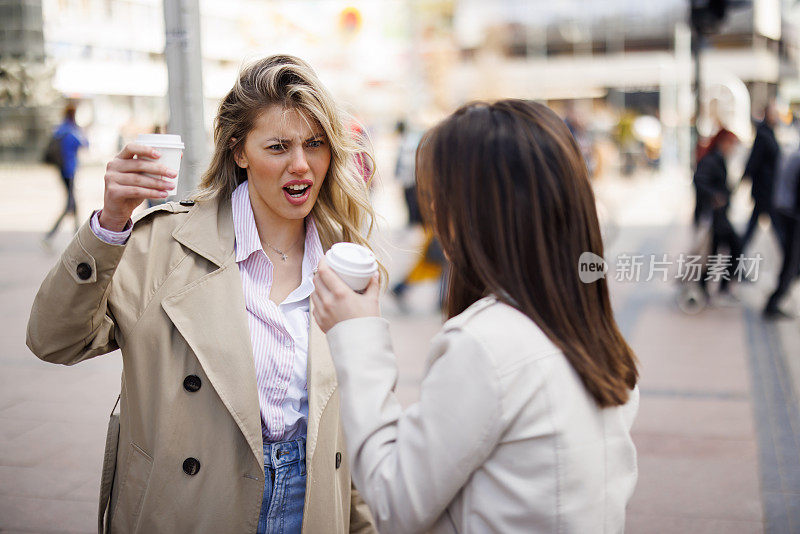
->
[283,181,313,206]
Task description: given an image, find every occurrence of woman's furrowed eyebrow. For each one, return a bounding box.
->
[264,133,324,145]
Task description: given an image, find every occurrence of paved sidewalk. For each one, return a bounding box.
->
[612,225,765,533]
[595,174,800,534]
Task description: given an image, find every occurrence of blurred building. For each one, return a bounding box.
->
[442,0,795,172]
[1,0,415,163]
[1,0,798,170]
[0,0,58,161]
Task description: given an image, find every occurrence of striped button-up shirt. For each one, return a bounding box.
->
[232,181,323,442]
[90,182,322,442]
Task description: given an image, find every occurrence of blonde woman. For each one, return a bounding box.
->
[27,55,377,534]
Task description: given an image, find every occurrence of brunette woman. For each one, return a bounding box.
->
[312,100,639,533]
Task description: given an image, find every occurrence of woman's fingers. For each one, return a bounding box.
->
[311,292,333,334]
[107,184,169,201]
[313,277,336,309]
[310,292,324,317]
[117,143,161,161]
[317,260,350,297]
[313,262,332,293]
[106,171,174,192]
[312,262,381,332]
[114,158,178,179]
[312,271,327,294]
[102,144,173,223]
[310,292,331,333]
[364,272,380,297]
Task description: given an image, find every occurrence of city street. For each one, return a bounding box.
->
[1,164,799,533]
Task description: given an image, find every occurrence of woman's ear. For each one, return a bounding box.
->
[231,137,247,169]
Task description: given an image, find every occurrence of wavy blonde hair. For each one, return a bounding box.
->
[197,54,382,274]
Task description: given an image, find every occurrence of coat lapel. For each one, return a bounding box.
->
[158,195,341,470]
[161,197,263,468]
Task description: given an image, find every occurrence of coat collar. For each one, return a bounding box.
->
[163,192,336,469]
[171,194,235,267]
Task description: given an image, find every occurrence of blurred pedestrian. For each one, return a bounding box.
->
[393,120,422,226]
[764,146,800,319]
[741,103,784,251]
[614,110,639,176]
[28,55,376,533]
[43,104,88,242]
[391,230,447,312]
[694,128,743,301]
[565,106,597,178]
[312,100,639,533]
[390,120,445,312]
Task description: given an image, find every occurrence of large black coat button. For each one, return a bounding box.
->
[76,263,92,280]
[183,457,200,475]
[183,375,201,392]
[335,452,342,469]
[179,199,195,206]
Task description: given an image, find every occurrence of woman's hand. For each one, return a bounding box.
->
[99,143,178,231]
[311,258,380,333]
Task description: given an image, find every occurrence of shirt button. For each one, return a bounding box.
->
[283,338,292,347]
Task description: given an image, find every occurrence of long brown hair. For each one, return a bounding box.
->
[416,100,637,407]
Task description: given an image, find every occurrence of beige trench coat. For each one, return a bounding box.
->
[26,196,376,534]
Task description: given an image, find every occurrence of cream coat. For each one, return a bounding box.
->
[326,296,639,534]
[27,197,375,534]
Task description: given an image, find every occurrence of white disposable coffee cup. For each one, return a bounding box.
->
[325,242,378,293]
[135,133,184,195]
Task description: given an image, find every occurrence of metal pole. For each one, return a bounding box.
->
[691,26,703,170]
[163,0,207,199]
[675,22,693,176]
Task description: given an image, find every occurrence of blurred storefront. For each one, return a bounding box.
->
[2,0,799,172]
[2,0,417,163]
[0,0,57,161]
[447,0,796,175]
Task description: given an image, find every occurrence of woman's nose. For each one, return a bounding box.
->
[288,146,310,175]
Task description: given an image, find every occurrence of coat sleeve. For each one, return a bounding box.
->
[694,157,718,199]
[348,484,377,534]
[743,130,764,182]
[326,317,504,534]
[26,220,127,365]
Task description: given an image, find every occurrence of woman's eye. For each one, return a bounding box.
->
[308,140,324,148]
[267,144,286,151]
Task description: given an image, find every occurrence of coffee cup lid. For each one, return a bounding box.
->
[325,243,377,275]
[136,133,184,149]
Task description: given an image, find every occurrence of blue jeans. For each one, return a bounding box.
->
[257,437,306,534]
